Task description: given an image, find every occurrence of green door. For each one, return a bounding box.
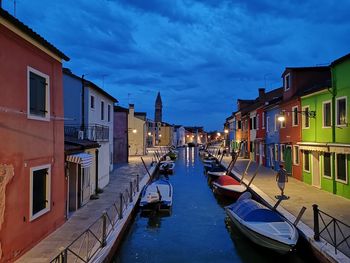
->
[285,146,292,175]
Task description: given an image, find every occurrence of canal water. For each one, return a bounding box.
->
[113,147,317,263]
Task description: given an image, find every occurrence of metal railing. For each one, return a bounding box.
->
[50,175,140,263]
[64,125,109,142]
[313,204,350,257]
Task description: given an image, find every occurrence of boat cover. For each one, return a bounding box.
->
[215,175,240,186]
[229,199,284,222]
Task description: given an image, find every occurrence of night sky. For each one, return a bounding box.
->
[3,0,350,131]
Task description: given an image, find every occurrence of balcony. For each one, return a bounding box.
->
[65,124,109,142]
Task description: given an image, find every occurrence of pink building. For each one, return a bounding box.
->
[0,9,69,261]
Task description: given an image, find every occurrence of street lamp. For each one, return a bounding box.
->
[277,109,316,122]
[132,129,137,134]
[148,132,152,136]
[224,129,229,134]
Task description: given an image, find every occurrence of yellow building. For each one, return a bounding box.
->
[158,123,174,146]
[128,104,146,155]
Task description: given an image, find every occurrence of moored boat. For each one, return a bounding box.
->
[159,162,175,174]
[225,193,298,254]
[212,175,246,199]
[140,179,173,211]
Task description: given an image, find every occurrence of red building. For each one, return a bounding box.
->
[0,9,69,261]
[279,67,331,180]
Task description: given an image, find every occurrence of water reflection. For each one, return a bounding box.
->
[140,210,171,229]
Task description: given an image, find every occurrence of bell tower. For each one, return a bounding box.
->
[155,92,162,123]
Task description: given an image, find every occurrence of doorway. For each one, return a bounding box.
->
[312,152,321,188]
[285,146,292,175]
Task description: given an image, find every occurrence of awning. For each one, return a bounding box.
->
[297,142,329,152]
[66,153,93,168]
[328,144,350,154]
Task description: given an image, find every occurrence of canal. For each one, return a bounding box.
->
[113,147,317,263]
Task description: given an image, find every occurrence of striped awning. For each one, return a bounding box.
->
[66,153,93,168]
[297,142,329,152]
[328,144,350,154]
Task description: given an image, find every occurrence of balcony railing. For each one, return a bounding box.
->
[65,125,109,142]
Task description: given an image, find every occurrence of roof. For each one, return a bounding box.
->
[298,80,331,97]
[331,53,350,67]
[63,68,118,102]
[0,8,69,61]
[64,136,100,153]
[185,126,204,133]
[114,105,129,113]
[281,66,329,77]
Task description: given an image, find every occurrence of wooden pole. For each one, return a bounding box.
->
[141,157,152,178]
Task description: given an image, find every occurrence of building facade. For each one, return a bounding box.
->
[0,9,69,261]
[113,106,129,163]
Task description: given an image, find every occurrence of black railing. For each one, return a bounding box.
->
[64,124,109,141]
[313,204,350,257]
[50,175,140,263]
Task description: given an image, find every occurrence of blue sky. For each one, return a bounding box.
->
[3,0,350,131]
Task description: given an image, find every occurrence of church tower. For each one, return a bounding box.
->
[155,92,162,123]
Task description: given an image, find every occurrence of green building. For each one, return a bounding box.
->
[299,54,350,199]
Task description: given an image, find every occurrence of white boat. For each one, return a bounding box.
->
[225,193,298,254]
[159,162,175,174]
[140,179,173,211]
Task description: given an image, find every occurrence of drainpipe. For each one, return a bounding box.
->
[331,67,337,194]
[81,75,85,132]
[95,148,99,194]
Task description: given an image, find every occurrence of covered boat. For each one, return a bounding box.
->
[225,193,298,254]
[212,175,246,199]
[140,179,173,211]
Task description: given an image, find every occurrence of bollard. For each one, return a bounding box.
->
[137,174,140,192]
[119,193,123,219]
[102,212,107,247]
[313,204,320,241]
[129,182,133,202]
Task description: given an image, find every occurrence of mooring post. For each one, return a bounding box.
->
[119,193,123,219]
[136,174,139,192]
[129,181,133,202]
[62,249,67,263]
[294,206,307,226]
[102,211,107,247]
[313,204,320,241]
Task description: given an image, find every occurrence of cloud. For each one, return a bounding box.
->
[6,0,349,130]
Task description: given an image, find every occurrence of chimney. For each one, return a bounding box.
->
[258,88,265,102]
[129,104,135,116]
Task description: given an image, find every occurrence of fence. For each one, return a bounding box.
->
[50,175,140,263]
[313,204,350,257]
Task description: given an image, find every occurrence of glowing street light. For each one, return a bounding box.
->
[148,132,152,136]
[224,129,229,134]
[217,132,221,136]
[132,129,137,134]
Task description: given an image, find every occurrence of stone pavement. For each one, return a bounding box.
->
[16,155,154,263]
[221,156,350,262]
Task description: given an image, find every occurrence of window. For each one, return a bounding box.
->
[101,101,104,120]
[323,153,332,178]
[280,144,285,161]
[280,114,286,128]
[237,120,242,130]
[304,151,310,172]
[302,106,310,128]
[322,101,331,127]
[292,106,298,126]
[284,73,291,91]
[293,145,299,165]
[107,104,111,122]
[336,154,347,183]
[262,112,265,129]
[28,67,50,120]
[249,118,253,130]
[30,165,51,221]
[274,144,278,161]
[266,116,270,132]
[90,95,95,109]
[253,116,256,129]
[274,115,278,131]
[336,97,347,126]
[256,114,259,130]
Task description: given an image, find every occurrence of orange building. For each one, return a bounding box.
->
[0,9,69,261]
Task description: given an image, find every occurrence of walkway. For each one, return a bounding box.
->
[16,155,154,263]
[221,156,350,263]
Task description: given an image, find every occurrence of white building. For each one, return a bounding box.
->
[174,125,186,146]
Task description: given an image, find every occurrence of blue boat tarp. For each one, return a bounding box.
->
[228,199,284,222]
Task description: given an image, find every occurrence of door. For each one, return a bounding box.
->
[259,142,263,165]
[312,152,321,188]
[285,146,292,175]
[68,163,78,213]
[80,167,91,206]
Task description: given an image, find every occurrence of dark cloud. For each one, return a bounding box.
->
[5,0,348,130]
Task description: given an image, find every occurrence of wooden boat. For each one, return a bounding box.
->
[140,179,173,211]
[212,175,247,199]
[225,193,298,254]
[159,162,175,174]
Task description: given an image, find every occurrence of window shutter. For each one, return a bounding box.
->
[30,72,46,117]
